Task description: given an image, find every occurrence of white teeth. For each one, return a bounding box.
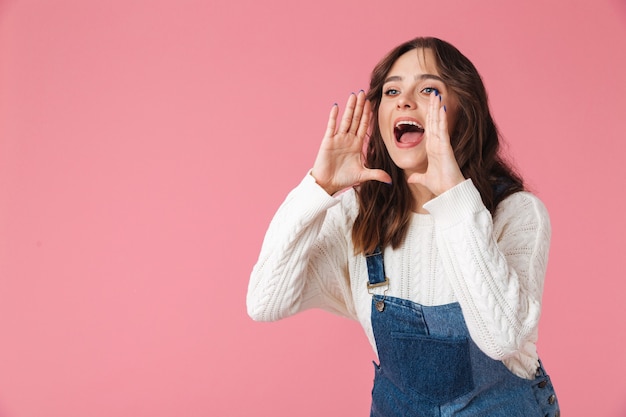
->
[395,120,423,129]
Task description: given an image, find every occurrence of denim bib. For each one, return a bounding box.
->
[366,248,560,417]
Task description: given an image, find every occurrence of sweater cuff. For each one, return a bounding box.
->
[423,179,485,228]
[284,171,342,218]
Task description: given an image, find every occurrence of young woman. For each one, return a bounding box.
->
[247,37,560,416]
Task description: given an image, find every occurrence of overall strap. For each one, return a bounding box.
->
[365,246,388,288]
[365,246,388,312]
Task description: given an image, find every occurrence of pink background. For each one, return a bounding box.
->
[1,0,625,416]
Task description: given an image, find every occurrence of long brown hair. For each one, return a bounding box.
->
[352,37,524,255]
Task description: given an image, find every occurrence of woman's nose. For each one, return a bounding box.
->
[396,93,417,109]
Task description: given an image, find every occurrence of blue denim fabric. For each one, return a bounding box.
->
[366,252,559,417]
[365,247,386,286]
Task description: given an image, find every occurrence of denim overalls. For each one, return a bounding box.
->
[365,247,560,417]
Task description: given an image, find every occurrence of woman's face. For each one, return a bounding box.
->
[378,48,459,176]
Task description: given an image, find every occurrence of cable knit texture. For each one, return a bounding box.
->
[247,173,551,380]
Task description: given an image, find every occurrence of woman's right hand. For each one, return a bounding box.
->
[311,91,392,195]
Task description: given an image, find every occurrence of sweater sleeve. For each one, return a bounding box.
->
[247,173,357,322]
[423,179,551,360]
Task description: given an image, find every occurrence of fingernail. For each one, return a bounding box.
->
[359,89,364,93]
[444,105,447,112]
[333,102,338,106]
[439,95,442,102]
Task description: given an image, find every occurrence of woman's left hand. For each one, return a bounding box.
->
[406,92,465,195]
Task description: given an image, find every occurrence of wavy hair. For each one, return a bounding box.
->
[352,37,524,255]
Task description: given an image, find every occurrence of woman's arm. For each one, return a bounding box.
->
[247,174,357,322]
[248,92,390,322]
[424,180,551,360]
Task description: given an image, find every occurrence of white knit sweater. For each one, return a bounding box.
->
[247,173,551,380]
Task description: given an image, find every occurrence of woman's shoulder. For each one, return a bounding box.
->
[497,190,549,215]
[493,190,551,235]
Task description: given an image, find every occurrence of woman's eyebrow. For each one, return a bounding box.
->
[383,75,403,84]
[383,74,444,84]
[416,74,444,83]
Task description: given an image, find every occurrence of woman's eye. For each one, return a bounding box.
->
[421,87,440,95]
[384,88,400,96]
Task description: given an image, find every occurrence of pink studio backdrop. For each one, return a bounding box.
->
[1,0,625,416]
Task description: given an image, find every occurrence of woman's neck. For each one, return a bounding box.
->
[409,182,435,214]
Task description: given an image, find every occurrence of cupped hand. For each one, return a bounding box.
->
[407,92,465,196]
[311,91,392,195]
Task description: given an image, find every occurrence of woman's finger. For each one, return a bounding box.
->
[428,91,439,139]
[337,93,357,134]
[349,91,366,135]
[324,103,339,139]
[356,100,372,139]
[425,92,433,137]
[359,167,392,185]
[438,104,448,139]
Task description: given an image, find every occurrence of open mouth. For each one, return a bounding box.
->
[394,121,424,144]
